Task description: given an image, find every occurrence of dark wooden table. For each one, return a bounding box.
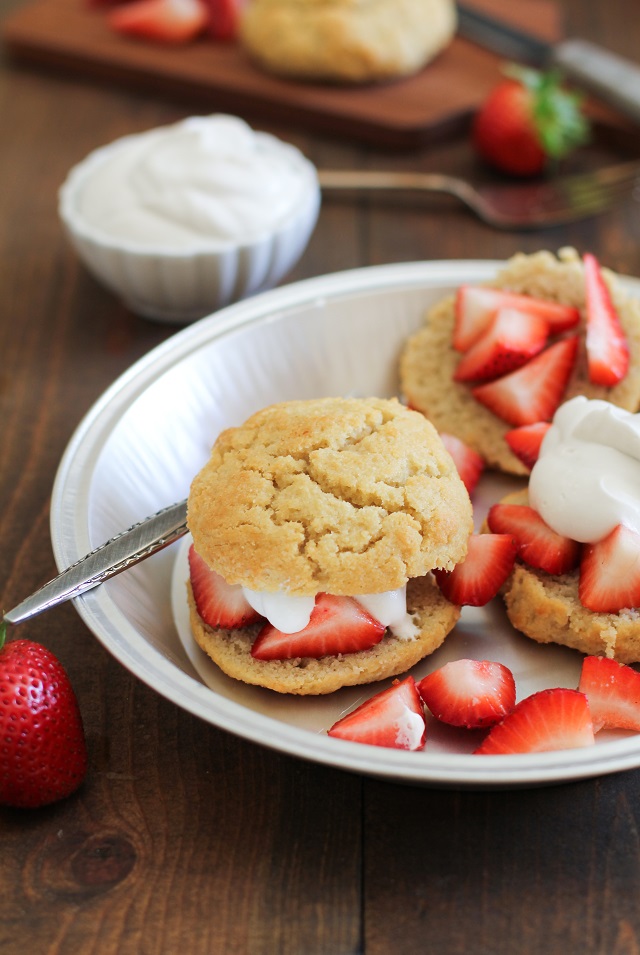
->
[2,1,640,952]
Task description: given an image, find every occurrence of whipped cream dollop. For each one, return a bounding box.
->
[74,114,317,250]
[529,396,640,543]
[241,585,419,639]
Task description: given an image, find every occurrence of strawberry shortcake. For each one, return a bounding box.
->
[400,248,640,475]
[486,395,640,663]
[186,396,473,695]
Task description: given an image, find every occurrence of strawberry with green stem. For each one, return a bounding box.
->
[473,65,589,177]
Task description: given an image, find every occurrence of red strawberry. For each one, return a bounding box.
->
[584,252,629,387]
[327,676,426,750]
[474,688,595,754]
[108,0,208,42]
[202,0,245,38]
[471,335,578,427]
[487,503,581,575]
[439,432,484,495]
[504,421,551,470]
[251,593,385,660]
[472,66,589,177]
[453,286,579,353]
[578,656,640,733]
[0,626,87,808]
[454,308,549,382]
[578,524,640,613]
[433,533,517,607]
[189,545,261,629]
[417,659,516,729]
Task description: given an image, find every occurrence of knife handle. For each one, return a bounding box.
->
[554,39,640,125]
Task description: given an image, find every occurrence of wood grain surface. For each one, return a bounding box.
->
[1,0,640,952]
[2,0,561,147]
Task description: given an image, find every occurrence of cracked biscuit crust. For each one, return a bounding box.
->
[400,248,640,475]
[187,397,472,596]
[188,574,460,695]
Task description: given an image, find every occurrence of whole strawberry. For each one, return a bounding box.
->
[472,66,589,177]
[0,624,87,808]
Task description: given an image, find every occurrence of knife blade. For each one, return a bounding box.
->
[3,498,188,625]
[457,4,640,125]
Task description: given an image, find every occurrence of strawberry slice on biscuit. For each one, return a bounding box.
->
[472,335,579,427]
[251,594,386,660]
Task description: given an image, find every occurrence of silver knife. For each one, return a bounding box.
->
[3,499,188,625]
[457,4,640,125]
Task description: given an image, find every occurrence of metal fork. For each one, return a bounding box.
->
[317,160,640,230]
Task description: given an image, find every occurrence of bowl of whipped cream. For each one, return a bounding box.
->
[58,114,321,324]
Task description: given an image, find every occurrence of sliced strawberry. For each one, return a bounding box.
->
[474,688,595,754]
[202,0,245,38]
[251,593,385,660]
[487,503,581,575]
[440,432,484,495]
[433,533,517,607]
[578,523,640,613]
[504,421,551,470]
[108,0,208,42]
[327,676,426,750]
[471,335,578,427]
[578,655,640,733]
[189,545,261,629]
[417,659,516,729]
[584,252,629,387]
[454,308,549,382]
[453,285,580,352]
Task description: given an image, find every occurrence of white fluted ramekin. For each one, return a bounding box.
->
[58,120,321,325]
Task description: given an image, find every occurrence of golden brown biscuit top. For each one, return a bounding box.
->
[239,0,457,84]
[188,397,472,596]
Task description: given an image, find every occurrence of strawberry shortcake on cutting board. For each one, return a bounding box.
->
[400,248,640,475]
[185,396,474,695]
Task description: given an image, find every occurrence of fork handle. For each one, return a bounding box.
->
[554,40,640,125]
[317,169,475,203]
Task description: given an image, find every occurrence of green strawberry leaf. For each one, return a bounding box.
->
[504,64,590,160]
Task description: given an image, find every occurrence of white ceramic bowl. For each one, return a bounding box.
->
[50,260,640,788]
[58,116,321,324]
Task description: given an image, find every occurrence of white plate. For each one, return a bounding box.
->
[52,260,640,788]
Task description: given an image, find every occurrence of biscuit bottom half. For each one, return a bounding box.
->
[491,490,640,663]
[503,566,640,664]
[187,575,460,696]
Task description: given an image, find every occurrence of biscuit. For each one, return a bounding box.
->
[239,0,457,84]
[188,396,473,596]
[400,249,640,475]
[188,573,460,695]
[493,490,640,664]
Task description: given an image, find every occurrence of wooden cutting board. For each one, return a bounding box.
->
[2,0,561,148]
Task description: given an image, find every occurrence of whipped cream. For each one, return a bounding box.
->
[529,396,640,543]
[355,589,419,639]
[241,585,419,638]
[393,709,426,749]
[73,114,317,250]
[242,588,316,635]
